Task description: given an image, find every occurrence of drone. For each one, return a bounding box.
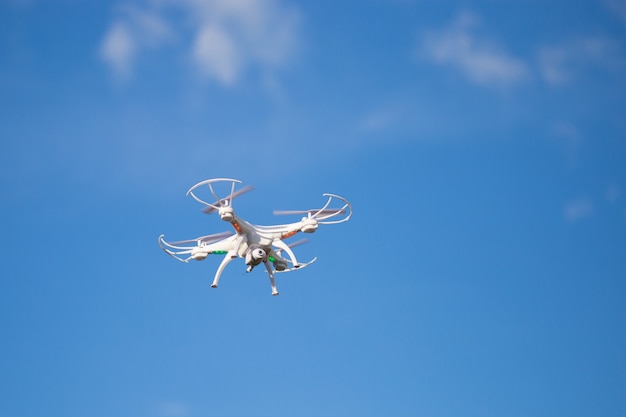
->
[158,178,352,296]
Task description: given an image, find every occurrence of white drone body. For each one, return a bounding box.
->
[159,178,352,296]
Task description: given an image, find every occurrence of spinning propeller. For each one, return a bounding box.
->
[273,193,352,224]
[163,231,234,248]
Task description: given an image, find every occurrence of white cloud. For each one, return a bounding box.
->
[99,4,174,79]
[157,401,189,417]
[551,121,584,164]
[539,36,624,85]
[605,0,626,24]
[606,184,621,203]
[99,0,299,85]
[357,109,398,133]
[417,11,528,87]
[100,22,136,78]
[193,24,242,85]
[564,198,594,222]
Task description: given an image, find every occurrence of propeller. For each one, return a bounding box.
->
[273,209,346,216]
[166,231,234,247]
[273,238,308,261]
[279,238,309,251]
[273,193,352,224]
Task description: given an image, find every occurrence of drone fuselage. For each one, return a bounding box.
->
[158,178,351,296]
[185,211,306,270]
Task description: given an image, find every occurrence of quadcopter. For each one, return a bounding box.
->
[158,178,352,296]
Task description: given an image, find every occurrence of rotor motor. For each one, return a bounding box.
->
[218,206,234,222]
[273,258,288,271]
[191,247,209,260]
[300,218,319,233]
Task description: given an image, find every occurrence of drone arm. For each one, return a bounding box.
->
[211,250,237,288]
[233,233,247,258]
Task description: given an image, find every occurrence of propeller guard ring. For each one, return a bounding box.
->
[273,193,352,225]
[186,178,253,214]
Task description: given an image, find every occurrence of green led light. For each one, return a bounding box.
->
[212,250,228,254]
[268,256,275,262]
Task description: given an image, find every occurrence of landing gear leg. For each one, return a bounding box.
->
[263,261,279,296]
[212,251,236,288]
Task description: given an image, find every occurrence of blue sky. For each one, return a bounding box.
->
[1,0,625,416]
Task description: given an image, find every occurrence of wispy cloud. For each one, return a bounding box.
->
[99,0,299,84]
[357,108,398,133]
[100,4,174,79]
[192,24,241,85]
[606,183,621,203]
[605,0,626,24]
[564,197,594,222]
[416,11,529,88]
[157,401,189,417]
[538,36,624,85]
[100,21,136,79]
[550,121,584,165]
